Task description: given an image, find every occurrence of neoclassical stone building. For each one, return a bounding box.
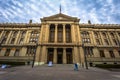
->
[0,12,120,66]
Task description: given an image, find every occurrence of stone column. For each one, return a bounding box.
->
[93,47,100,57]
[40,46,47,64]
[0,48,6,56]
[76,25,81,43]
[9,48,15,56]
[113,49,120,58]
[79,47,85,65]
[74,47,79,63]
[45,24,49,43]
[39,26,43,43]
[26,31,32,43]
[0,31,4,41]
[91,31,97,45]
[55,24,58,43]
[89,31,93,44]
[5,31,12,44]
[14,31,21,44]
[35,46,41,65]
[108,32,114,45]
[63,48,67,64]
[53,48,57,64]
[63,24,66,43]
[20,47,27,56]
[71,24,75,43]
[104,49,110,58]
[23,31,29,44]
[115,32,120,44]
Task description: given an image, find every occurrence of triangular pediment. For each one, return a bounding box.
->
[41,13,80,22]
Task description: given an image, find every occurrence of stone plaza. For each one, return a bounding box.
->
[0,64,120,80]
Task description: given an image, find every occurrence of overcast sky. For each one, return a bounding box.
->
[0,0,120,24]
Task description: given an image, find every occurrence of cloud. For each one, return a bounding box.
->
[0,0,120,24]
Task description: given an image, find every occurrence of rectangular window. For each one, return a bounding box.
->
[99,50,105,57]
[109,51,115,58]
[96,39,100,45]
[104,39,109,45]
[4,49,10,56]
[14,49,19,56]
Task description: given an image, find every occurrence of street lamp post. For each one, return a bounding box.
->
[32,43,38,68]
[82,44,88,69]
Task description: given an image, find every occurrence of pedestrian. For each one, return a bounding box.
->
[74,63,78,71]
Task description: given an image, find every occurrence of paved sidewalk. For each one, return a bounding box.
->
[0,64,120,80]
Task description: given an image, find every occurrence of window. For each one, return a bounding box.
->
[66,24,71,43]
[96,39,100,45]
[13,31,18,37]
[11,38,15,44]
[4,49,10,56]
[5,31,10,37]
[21,31,26,37]
[104,39,109,45]
[49,25,55,42]
[14,49,19,56]
[94,32,99,38]
[102,32,107,38]
[110,32,114,38]
[57,24,63,42]
[19,38,23,44]
[99,50,105,57]
[1,37,7,44]
[113,39,118,45]
[109,51,115,58]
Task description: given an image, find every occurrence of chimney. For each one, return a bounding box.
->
[88,20,91,24]
[29,19,32,24]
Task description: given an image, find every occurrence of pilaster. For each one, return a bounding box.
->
[20,47,27,56]
[113,49,120,58]
[9,48,15,56]
[0,48,6,56]
[107,32,114,45]
[53,48,57,64]
[73,47,79,63]
[63,24,66,43]
[104,49,110,58]
[91,31,97,45]
[93,47,100,57]
[24,31,29,43]
[71,24,75,43]
[45,24,49,43]
[0,31,4,41]
[35,46,41,65]
[99,32,105,45]
[55,24,58,43]
[40,46,47,64]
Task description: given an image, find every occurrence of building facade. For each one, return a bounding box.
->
[0,13,120,66]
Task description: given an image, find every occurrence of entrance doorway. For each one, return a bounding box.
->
[57,48,63,64]
[47,48,53,63]
[66,48,73,64]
